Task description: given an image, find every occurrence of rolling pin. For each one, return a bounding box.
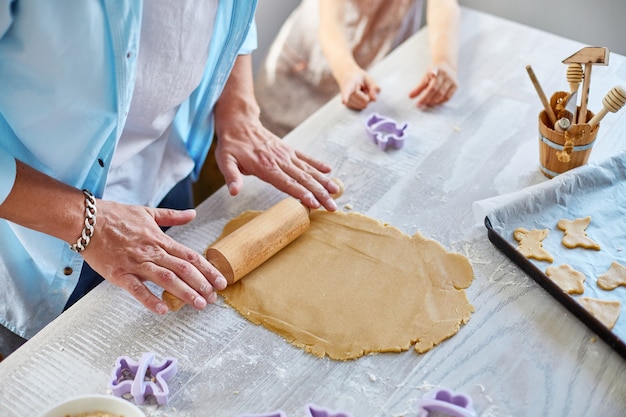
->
[162,189,348,311]
[162,197,310,311]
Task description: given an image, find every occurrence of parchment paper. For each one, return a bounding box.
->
[473,149,626,348]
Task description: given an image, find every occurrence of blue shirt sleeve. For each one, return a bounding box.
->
[0,147,17,206]
[0,0,15,38]
[238,18,257,55]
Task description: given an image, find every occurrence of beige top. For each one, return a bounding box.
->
[255,0,423,137]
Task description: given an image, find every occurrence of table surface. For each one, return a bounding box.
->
[2,7,626,417]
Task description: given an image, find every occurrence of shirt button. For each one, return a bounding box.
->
[63,267,73,276]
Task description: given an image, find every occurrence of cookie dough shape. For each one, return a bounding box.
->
[545,264,586,294]
[218,210,474,360]
[557,217,600,250]
[513,228,554,262]
[597,261,626,290]
[578,297,621,330]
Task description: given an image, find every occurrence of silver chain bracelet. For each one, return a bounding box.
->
[69,189,97,253]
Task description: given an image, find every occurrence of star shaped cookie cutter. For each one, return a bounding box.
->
[237,403,354,417]
[418,388,476,417]
[365,113,409,150]
[110,352,177,405]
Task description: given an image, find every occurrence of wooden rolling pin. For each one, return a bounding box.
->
[588,85,626,129]
[162,197,311,311]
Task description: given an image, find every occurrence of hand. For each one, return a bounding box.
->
[339,68,381,110]
[82,201,228,314]
[213,54,339,211]
[409,63,458,107]
[214,118,340,212]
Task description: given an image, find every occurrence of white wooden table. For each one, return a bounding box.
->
[1,7,625,417]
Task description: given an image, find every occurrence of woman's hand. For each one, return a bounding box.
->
[214,118,339,212]
[214,55,339,212]
[82,201,228,314]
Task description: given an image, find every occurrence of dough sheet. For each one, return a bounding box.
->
[218,210,474,360]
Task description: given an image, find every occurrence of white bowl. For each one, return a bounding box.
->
[40,394,145,417]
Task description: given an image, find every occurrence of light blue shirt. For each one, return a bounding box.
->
[0,0,258,338]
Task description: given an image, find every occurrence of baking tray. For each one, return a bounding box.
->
[479,150,626,360]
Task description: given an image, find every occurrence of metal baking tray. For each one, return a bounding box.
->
[481,151,626,360]
[486,216,626,360]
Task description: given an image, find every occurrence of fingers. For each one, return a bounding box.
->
[341,72,380,110]
[152,207,197,227]
[409,66,458,107]
[220,154,245,196]
[84,201,228,314]
[115,273,170,315]
[279,153,339,211]
[214,127,340,212]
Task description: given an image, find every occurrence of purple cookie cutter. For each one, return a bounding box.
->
[418,388,476,417]
[365,113,408,150]
[110,352,177,405]
[237,403,353,417]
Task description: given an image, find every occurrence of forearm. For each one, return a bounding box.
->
[426,0,460,71]
[0,159,85,245]
[214,54,260,128]
[318,0,360,86]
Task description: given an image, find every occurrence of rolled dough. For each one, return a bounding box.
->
[217,210,474,360]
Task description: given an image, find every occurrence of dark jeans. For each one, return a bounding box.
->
[63,176,194,310]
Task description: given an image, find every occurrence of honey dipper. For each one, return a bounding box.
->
[588,85,626,129]
[567,63,583,94]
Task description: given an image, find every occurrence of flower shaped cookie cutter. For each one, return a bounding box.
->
[237,403,354,417]
[365,113,409,150]
[110,352,177,405]
[418,388,476,417]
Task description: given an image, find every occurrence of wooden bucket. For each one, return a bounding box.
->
[538,107,598,178]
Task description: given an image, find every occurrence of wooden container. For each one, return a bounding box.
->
[538,102,598,178]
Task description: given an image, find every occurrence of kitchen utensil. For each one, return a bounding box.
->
[563,47,610,124]
[110,352,177,405]
[567,62,583,94]
[589,85,626,129]
[365,113,408,150]
[162,197,311,310]
[418,388,476,417]
[526,65,557,126]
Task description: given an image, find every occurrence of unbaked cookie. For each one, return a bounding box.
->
[597,261,626,290]
[513,228,554,262]
[557,217,600,250]
[578,297,621,330]
[545,264,586,294]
